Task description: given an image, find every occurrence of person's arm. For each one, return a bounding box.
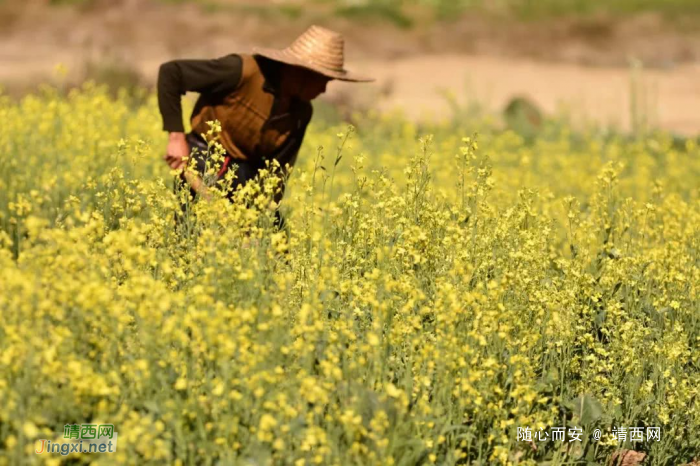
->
[157,54,243,169]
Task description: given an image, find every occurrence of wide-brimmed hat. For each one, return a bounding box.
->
[253,25,373,83]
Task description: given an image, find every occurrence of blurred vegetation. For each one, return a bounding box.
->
[508,0,700,19]
[39,0,700,24]
[81,59,148,98]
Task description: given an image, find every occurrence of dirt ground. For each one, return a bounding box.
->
[1,1,700,134]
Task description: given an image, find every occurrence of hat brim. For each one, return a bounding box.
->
[253,47,374,83]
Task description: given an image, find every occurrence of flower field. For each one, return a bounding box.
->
[0,83,698,465]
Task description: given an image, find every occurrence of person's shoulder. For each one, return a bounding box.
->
[220,53,243,65]
[238,53,263,82]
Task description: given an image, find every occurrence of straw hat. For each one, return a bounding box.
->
[253,25,373,82]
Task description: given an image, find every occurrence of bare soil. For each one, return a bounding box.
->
[1,0,700,134]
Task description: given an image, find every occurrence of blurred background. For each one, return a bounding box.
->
[1,0,699,135]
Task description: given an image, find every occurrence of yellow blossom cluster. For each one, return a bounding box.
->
[0,83,698,465]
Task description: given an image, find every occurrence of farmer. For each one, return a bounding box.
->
[157,25,372,230]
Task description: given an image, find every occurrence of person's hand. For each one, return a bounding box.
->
[164,132,190,170]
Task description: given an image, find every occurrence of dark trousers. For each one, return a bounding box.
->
[173,131,286,231]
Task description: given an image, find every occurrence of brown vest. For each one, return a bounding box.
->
[190,54,312,165]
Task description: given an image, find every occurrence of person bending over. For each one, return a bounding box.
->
[157,25,372,230]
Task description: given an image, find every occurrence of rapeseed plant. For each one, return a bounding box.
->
[0,82,698,465]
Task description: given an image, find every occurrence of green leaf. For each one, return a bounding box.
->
[568,394,603,425]
[143,400,160,414]
[595,309,607,326]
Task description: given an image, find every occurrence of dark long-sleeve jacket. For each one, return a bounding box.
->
[157,53,312,168]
